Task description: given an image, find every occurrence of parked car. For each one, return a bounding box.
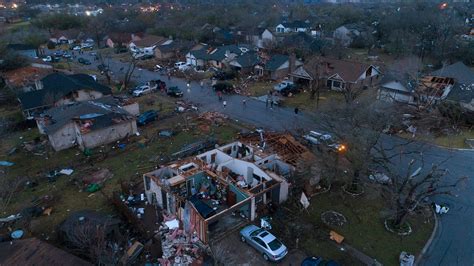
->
[81,44,93,51]
[62,53,72,59]
[72,46,81,51]
[154,64,163,72]
[78,57,91,65]
[42,56,52,62]
[301,256,340,266]
[132,84,156,97]
[239,225,288,262]
[174,61,190,71]
[274,81,300,96]
[273,80,294,91]
[137,110,158,126]
[167,86,183,97]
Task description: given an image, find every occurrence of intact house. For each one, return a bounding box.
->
[154,39,195,61]
[17,73,112,119]
[129,35,167,57]
[186,44,249,70]
[36,96,138,151]
[7,44,38,58]
[49,29,82,45]
[264,54,303,80]
[229,51,261,74]
[290,57,381,91]
[333,24,366,47]
[275,20,311,33]
[377,74,416,104]
[104,33,142,48]
[143,133,313,243]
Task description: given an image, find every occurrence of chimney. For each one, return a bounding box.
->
[289,53,296,74]
[34,80,43,91]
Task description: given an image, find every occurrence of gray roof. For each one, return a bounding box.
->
[431,62,474,84]
[265,54,288,71]
[190,45,243,61]
[235,52,260,68]
[42,97,133,134]
[431,62,474,103]
[18,73,112,110]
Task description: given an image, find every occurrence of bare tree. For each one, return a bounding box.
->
[0,170,26,214]
[121,57,138,91]
[374,151,467,229]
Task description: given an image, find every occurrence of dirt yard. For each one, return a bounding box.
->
[211,231,307,265]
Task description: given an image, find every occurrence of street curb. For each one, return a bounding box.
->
[415,209,439,265]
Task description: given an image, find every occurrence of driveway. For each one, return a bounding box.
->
[211,232,307,266]
[73,51,474,265]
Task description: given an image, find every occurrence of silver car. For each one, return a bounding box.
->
[239,225,288,262]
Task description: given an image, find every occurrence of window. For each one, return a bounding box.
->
[268,239,283,251]
[250,229,264,237]
[332,81,341,88]
[252,237,267,248]
[326,80,332,87]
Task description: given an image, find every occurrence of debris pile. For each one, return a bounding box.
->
[158,214,206,265]
[199,112,228,124]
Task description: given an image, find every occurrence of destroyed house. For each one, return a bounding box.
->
[36,97,137,151]
[144,141,294,243]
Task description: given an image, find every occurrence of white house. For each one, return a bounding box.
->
[275,21,310,34]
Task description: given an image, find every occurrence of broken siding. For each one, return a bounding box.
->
[78,120,137,150]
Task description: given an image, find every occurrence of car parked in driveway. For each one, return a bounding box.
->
[174,61,190,71]
[137,110,158,126]
[78,57,91,65]
[303,131,346,152]
[239,225,288,262]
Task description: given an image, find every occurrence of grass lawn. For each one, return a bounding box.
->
[399,128,474,149]
[273,186,433,266]
[246,81,275,96]
[282,90,345,111]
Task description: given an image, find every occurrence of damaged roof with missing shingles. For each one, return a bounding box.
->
[431,62,474,103]
[0,238,92,266]
[42,96,134,134]
[18,73,112,110]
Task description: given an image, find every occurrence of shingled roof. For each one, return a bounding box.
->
[18,73,112,111]
[264,54,289,71]
[0,238,91,266]
[301,57,377,83]
[41,97,133,134]
[432,62,474,104]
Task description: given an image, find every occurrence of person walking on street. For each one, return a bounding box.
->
[294,107,299,116]
[242,99,246,108]
[200,80,204,89]
[223,100,227,109]
[217,91,222,101]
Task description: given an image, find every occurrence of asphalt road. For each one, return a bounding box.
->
[75,51,473,265]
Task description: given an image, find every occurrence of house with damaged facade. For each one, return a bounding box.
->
[36,96,138,151]
[143,133,313,243]
[17,73,112,119]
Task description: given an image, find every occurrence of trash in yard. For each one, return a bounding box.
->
[0,161,14,166]
[171,138,217,159]
[400,251,415,266]
[435,203,449,214]
[199,112,228,124]
[10,230,24,239]
[260,217,272,230]
[86,183,101,193]
[83,168,113,185]
[121,241,144,265]
[118,143,126,149]
[159,130,173,137]
[7,147,17,156]
[59,168,74,175]
[329,230,344,244]
[164,219,179,230]
[368,172,391,184]
[43,207,53,216]
[21,206,44,218]
[0,213,21,223]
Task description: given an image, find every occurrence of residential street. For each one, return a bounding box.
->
[80,53,473,265]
